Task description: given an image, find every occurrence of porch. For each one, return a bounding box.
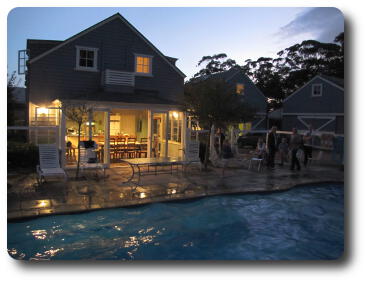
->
[29,102,187,168]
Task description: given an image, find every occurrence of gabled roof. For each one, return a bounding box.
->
[318,74,344,88]
[196,67,267,100]
[283,74,344,103]
[194,67,242,82]
[27,39,63,60]
[28,13,186,78]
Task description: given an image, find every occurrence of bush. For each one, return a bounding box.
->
[7,142,39,169]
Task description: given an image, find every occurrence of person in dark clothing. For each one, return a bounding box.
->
[215,128,226,155]
[290,128,302,171]
[222,139,233,159]
[303,125,313,167]
[266,126,278,169]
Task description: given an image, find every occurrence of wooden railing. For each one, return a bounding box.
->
[104,69,135,86]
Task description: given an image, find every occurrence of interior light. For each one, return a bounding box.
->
[37,107,49,115]
[172,111,179,119]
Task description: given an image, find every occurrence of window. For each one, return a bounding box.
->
[75,46,98,71]
[135,54,153,75]
[236,83,245,95]
[312,84,323,97]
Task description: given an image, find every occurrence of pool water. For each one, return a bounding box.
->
[8,183,344,260]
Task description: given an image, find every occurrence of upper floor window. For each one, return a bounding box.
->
[236,83,245,95]
[312,83,323,97]
[135,54,153,75]
[75,46,98,71]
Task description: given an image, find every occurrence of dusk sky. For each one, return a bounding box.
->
[7,7,344,84]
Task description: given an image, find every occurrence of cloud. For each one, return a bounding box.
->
[278,7,344,43]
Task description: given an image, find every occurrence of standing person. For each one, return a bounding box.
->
[278,137,289,166]
[215,128,226,156]
[266,126,278,169]
[290,128,302,171]
[303,125,313,167]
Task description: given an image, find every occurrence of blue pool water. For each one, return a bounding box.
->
[8,183,344,260]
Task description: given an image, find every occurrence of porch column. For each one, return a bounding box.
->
[60,109,66,168]
[88,109,93,140]
[182,112,188,159]
[147,110,152,158]
[104,111,110,166]
[165,112,169,158]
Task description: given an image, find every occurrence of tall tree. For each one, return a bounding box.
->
[242,33,344,109]
[192,53,237,79]
[184,79,255,169]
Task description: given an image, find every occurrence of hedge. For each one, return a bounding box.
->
[7,142,39,169]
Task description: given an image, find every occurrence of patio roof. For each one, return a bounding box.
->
[64,90,181,106]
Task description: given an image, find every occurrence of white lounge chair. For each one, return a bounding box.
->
[37,144,67,184]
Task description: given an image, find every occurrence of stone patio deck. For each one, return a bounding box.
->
[7,161,344,221]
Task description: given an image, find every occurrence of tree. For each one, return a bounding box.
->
[241,33,344,109]
[7,71,18,126]
[184,78,255,169]
[192,53,237,79]
[61,101,92,179]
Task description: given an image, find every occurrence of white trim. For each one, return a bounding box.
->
[311,83,323,97]
[75,46,99,72]
[317,76,344,91]
[28,13,186,78]
[252,117,265,130]
[283,75,344,103]
[297,115,336,132]
[283,112,344,116]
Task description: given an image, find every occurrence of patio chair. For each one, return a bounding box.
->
[79,141,107,178]
[248,157,264,172]
[37,144,67,184]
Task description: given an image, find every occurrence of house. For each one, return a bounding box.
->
[195,67,268,131]
[24,13,187,167]
[282,75,344,135]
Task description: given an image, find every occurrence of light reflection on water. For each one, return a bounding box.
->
[8,183,343,260]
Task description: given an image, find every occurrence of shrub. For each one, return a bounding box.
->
[7,142,39,170]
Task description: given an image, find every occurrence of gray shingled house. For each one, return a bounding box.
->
[25,13,187,167]
[282,75,344,135]
[196,67,268,131]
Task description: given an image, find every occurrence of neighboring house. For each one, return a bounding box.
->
[196,67,268,131]
[282,75,344,135]
[24,13,186,167]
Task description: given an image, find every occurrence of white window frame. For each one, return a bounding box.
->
[311,83,323,97]
[236,83,245,95]
[134,54,153,76]
[75,46,99,72]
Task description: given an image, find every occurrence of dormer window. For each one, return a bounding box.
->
[135,54,153,76]
[312,83,323,97]
[75,46,98,71]
[236,83,245,95]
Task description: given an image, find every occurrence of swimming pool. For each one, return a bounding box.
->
[8,183,344,260]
